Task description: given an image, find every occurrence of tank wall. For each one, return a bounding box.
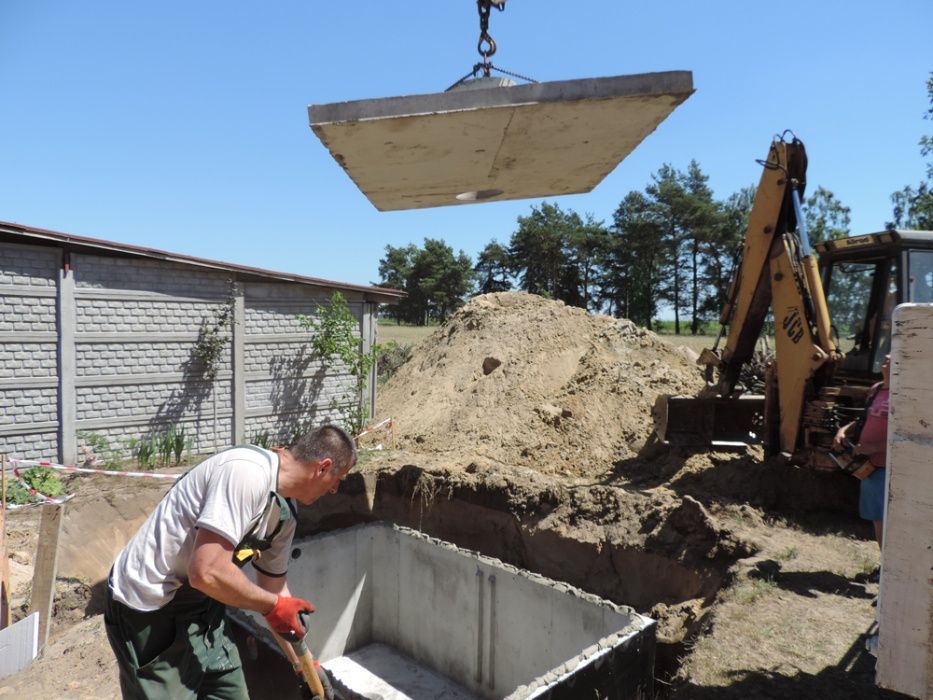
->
[268,523,653,698]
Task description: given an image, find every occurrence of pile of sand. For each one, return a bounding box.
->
[377,293,704,475]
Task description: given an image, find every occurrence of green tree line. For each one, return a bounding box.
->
[376,75,931,331]
[377,166,850,332]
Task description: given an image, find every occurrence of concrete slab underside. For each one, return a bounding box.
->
[309,71,694,211]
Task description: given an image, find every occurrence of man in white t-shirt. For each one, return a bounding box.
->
[105,424,356,699]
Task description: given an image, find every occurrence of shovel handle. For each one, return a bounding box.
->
[295,645,326,698]
[292,610,326,698]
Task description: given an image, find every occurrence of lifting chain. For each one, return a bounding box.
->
[446,0,537,91]
[476,0,506,77]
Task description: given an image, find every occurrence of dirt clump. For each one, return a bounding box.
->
[377,292,704,476]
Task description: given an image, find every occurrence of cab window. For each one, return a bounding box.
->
[823,257,896,375]
[908,250,933,303]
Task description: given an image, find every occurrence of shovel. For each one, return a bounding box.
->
[286,610,327,699]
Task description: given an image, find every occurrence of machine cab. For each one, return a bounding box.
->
[818,230,933,378]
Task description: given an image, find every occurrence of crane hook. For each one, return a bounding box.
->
[476,0,506,76]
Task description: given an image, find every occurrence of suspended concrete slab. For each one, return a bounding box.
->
[308,70,694,211]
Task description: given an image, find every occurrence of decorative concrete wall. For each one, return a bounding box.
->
[0,239,381,463]
[0,242,60,458]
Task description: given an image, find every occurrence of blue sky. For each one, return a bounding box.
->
[1,1,930,289]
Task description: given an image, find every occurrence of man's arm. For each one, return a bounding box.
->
[188,528,278,613]
[255,569,291,597]
[833,420,857,450]
[256,572,302,670]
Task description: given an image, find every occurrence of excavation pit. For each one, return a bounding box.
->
[235,523,656,699]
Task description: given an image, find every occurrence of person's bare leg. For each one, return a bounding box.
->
[873,519,883,550]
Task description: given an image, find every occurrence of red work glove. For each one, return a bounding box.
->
[264,595,314,637]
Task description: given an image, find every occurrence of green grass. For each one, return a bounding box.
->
[735,576,779,604]
[660,334,719,354]
[634,321,721,353]
[652,319,718,334]
[376,321,436,347]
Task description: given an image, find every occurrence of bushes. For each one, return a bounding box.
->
[298,291,379,436]
[377,341,412,384]
[4,466,65,505]
[78,431,122,470]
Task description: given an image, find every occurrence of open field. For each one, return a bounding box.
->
[657,332,718,354]
[376,321,438,347]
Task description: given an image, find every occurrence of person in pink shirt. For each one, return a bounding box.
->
[834,354,891,549]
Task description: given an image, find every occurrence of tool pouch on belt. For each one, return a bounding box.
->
[233,490,294,568]
[217,444,296,569]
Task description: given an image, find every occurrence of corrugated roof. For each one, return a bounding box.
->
[0,220,404,303]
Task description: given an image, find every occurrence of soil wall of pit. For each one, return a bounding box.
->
[49,464,740,676]
[298,466,738,618]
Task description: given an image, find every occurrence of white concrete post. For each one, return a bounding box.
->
[232,282,246,444]
[57,255,76,464]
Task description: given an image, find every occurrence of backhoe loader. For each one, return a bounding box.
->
[655,134,933,469]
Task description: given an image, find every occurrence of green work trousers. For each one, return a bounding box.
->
[104,580,249,700]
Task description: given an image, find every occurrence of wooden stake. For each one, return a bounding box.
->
[0,454,11,629]
[27,503,64,648]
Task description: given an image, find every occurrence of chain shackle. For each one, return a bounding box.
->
[475,0,503,76]
[478,33,497,60]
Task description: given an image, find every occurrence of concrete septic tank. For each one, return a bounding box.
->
[238,523,655,699]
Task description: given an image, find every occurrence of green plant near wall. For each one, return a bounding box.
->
[77,431,123,470]
[129,437,156,469]
[156,431,175,466]
[130,427,191,469]
[251,431,272,449]
[170,427,190,464]
[297,291,379,436]
[4,466,65,505]
[5,480,34,506]
[193,289,236,381]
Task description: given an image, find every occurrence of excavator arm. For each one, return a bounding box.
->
[656,136,841,457]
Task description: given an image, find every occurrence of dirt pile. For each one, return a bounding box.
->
[377,292,704,475]
[0,615,118,699]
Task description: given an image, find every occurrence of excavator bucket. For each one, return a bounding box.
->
[653,394,765,447]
